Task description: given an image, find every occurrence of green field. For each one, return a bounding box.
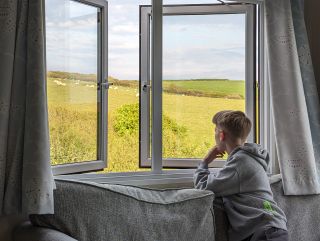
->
[47,74,245,172]
[163,79,245,99]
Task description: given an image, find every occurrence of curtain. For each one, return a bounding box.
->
[0,0,54,214]
[265,0,320,195]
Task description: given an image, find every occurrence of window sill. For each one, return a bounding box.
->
[54,168,221,187]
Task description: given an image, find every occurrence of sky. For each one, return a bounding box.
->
[45,0,245,80]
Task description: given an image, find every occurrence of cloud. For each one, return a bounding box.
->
[109,34,139,50]
[107,46,246,80]
[46,30,97,60]
[109,54,139,80]
[46,27,97,74]
[46,0,246,80]
[163,47,245,80]
[46,16,97,29]
[110,24,139,34]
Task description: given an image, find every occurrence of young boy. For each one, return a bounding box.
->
[194,110,288,241]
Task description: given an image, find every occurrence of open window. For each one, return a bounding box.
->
[45,0,108,175]
[46,0,260,177]
[139,4,257,169]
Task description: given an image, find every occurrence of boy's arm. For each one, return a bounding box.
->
[194,162,240,197]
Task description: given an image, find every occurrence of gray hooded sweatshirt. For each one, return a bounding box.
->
[194,143,287,241]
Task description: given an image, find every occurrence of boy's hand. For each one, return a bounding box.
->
[203,145,225,165]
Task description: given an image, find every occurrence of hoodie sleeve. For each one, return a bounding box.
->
[194,161,240,197]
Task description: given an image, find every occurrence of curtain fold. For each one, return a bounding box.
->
[291,0,320,180]
[265,0,320,195]
[0,0,54,215]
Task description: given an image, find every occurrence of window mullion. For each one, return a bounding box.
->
[151,0,163,173]
[259,2,268,154]
[245,5,256,143]
[139,7,151,166]
[100,4,108,168]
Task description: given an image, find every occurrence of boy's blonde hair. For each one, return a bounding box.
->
[212,110,252,141]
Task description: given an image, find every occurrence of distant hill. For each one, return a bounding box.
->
[47,71,244,99]
[164,78,230,81]
[48,71,97,82]
[47,71,233,83]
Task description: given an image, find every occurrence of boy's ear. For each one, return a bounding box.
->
[219,131,225,141]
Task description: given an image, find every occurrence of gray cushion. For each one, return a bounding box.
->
[30,179,215,241]
[13,221,77,241]
[271,179,320,241]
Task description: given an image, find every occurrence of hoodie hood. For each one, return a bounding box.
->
[230,143,270,171]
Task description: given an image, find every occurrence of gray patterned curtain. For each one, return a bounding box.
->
[265,0,320,195]
[0,0,54,214]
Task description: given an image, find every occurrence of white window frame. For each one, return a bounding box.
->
[54,1,275,185]
[257,1,276,174]
[139,3,257,170]
[48,0,109,175]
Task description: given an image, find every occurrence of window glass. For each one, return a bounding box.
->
[106,0,150,172]
[162,14,246,159]
[46,0,99,165]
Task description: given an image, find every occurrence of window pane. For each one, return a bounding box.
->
[162,14,246,159]
[46,0,99,165]
[106,0,150,172]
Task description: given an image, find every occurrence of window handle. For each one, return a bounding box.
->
[143,83,151,92]
[99,82,113,89]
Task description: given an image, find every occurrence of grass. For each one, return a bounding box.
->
[163,79,245,99]
[47,76,245,172]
